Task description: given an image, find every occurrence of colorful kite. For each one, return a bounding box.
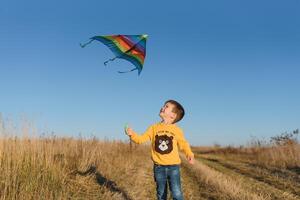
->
[80,34,147,75]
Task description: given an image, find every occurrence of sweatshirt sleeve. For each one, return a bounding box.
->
[176,128,194,157]
[130,125,153,144]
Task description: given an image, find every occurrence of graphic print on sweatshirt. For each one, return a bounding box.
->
[154,134,174,154]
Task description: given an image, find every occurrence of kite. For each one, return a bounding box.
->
[80,34,148,75]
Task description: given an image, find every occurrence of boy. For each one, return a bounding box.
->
[125,100,194,200]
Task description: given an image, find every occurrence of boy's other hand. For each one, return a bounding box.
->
[187,155,195,165]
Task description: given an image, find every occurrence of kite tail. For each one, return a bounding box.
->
[118,68,138,74]
[103,57,117,66]
[80,39,94,48]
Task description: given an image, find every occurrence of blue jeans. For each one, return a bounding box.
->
[153,164,183,200]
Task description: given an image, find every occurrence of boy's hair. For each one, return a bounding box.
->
[165,100,185,123]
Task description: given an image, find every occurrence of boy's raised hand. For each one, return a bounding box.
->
[124,124,134,136]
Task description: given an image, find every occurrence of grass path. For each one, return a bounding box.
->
[196,153,300,200]
[181,161,232,200]
[180,154,266,200]
[201,154,300,196]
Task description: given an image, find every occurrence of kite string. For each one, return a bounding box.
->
[118,68,137,74]
[104,57,117,66]
[80,39,94,48]
[104,58,138,74]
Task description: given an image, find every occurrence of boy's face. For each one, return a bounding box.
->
[159,102,177,123]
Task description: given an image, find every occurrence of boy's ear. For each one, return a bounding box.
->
[170,113,177,120]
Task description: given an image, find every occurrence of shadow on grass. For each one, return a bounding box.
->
[288,167,300,175]
[74,165,133,200]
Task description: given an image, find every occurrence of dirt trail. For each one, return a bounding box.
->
[202,154,300,196]
[197,153,300,200]
[181,162,233,200]
[180,154,268,200]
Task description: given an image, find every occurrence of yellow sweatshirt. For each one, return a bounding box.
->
[130,122,194,165]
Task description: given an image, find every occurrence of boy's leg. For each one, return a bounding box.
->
[154,165,168,200]
[167,165,183,200]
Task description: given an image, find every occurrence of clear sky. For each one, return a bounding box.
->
[0,0,299,146]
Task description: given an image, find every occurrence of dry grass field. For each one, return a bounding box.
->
[0,137,299,200]
[0,125,299,199]
[193,144,300,200]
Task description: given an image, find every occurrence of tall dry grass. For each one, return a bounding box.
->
[0,117,201,199]
[0,136,156,200]
[194,130,300,169]
[252,144,300,168]
[196,144,300,169]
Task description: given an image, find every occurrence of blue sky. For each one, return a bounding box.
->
[0,0,299,145]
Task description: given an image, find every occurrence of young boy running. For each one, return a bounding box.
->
[125,100,194,200]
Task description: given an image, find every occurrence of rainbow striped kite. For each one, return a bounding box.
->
[80,34,147,75]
